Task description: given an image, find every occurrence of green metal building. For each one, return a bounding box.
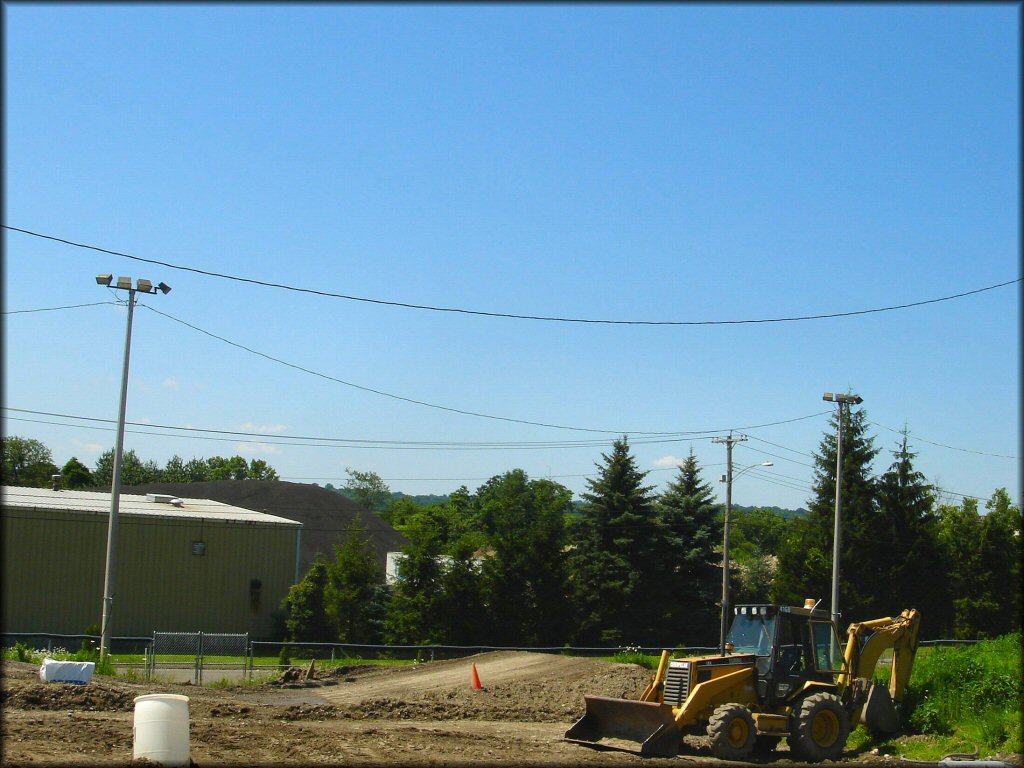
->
[1,485,301,639]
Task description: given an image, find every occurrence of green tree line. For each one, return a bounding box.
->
[287,418,1020,647]
[0,436,279,488]
[3,414,1019,646]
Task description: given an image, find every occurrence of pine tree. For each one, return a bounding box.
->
[281,559,335,643]
[774,404,880,624]
[383,507,448,644]
[655,450,722,646]
[567,437,663,645]
[876,430,944,635]
[60,457,94,489]
[936,498,996,639]
[326,515,384,643]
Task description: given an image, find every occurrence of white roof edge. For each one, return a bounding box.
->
[1,486,301,527]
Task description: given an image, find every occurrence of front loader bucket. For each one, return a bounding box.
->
[564,696,681,757]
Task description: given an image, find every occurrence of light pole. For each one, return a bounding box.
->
[96,274,170,659]
[713,432,772,653]
[822,391,863,629]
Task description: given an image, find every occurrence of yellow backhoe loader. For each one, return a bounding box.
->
[565,601,921,762]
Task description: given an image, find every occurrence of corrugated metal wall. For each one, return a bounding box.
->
[1,507,298,639]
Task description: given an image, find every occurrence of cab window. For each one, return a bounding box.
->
[811,622,844,672]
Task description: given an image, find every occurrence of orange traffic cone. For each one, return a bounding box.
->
[471,662,484,690]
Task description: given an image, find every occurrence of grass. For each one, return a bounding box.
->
[896,633,1021,758]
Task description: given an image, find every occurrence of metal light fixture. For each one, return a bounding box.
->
[96,274,170,659]
[823,393,863,405]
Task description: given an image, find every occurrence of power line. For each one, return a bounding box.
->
[5,224,1019,326]
[1,407,812,451]
[869,420,1018,460]
[141,303,833,435]
[3,301,117,314]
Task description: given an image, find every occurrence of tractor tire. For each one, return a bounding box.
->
[788,692,850,762]
[753,734,782,755]
[707,703,756,761]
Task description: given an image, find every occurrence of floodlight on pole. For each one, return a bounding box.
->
[822,390,863,629]
[97,275,170,660]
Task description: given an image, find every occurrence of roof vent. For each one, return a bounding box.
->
[146,493,176,504]
[52,474,62,492]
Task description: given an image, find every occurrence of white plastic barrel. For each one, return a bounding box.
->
[133,694,190,766]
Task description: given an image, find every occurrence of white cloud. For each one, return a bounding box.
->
[162,377,180,390]
[237,441,280,456]
[653,455,687,468]
[238,423,288,434]
[70,439,105,456]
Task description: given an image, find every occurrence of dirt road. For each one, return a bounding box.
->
[3,652,657,766]
[2,653,1010,767]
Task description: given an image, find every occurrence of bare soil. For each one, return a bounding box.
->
[1,653,1013,767]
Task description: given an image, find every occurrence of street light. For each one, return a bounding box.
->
[822,391,863,629]
[97,275,170,659]
[714,431,773,653]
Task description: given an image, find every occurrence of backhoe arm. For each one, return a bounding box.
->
[842,608,921,701]
[839,608,921,735]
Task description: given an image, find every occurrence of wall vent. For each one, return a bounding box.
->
[146,493,176,504]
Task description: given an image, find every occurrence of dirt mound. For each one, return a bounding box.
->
[2,680,135,711]
[127,479,407,573]
[316,651,652,721]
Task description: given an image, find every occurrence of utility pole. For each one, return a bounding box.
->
[713,432,746,653]
[822,392,863,629]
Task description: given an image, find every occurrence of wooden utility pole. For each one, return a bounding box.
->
[713,433,747,653]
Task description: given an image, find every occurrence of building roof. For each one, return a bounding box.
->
[1,485,301,527]
[129,480,407,573]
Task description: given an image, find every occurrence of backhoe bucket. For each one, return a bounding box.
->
[862,683,899,736]
[564,696,681,757]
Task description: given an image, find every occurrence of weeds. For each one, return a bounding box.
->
[4,643,116,676]
[610,646,660,669]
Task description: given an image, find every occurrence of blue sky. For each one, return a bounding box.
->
[3,4,1019,511]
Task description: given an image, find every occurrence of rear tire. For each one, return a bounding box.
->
[708,703,756,760]
[788,692,849,762]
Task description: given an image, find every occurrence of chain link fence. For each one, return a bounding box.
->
[147,632,248,684]
[3,632,980,685]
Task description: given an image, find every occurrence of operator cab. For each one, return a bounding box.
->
[726,603,846,705]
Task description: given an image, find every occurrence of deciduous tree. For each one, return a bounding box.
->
[477,471,572,646]
[1,436,58,487]
[344,468,390,512]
